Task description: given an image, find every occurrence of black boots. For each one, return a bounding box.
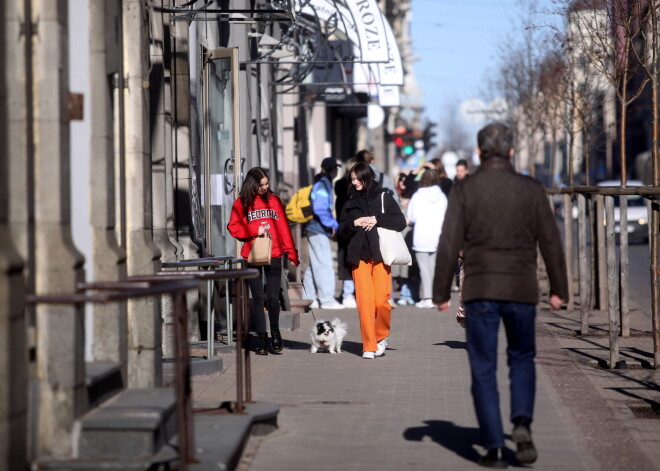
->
[512,416,537,464]
[254,333,269,355]
[254,326,283,355]
[478,448,507,468]
[270,325,283,353]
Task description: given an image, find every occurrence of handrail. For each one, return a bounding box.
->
[545,184,659,369]
[27,278,202,470]
[546,185,660,197]
[160,258,248,352]
[131,267,260,415]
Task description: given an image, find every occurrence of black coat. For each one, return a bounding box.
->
[338,183,407,267]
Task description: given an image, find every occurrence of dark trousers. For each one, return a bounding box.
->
[247,257,282,334]
[464,300,536,450]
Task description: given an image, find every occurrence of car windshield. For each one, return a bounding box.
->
[615,195,646,208]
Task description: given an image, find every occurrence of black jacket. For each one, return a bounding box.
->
[338,183,407,267]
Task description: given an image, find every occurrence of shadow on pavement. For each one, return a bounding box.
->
[434,340,467,350]
[403,420,482,464]
[283,338,366,356]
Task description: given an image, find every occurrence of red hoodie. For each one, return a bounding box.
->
[227,193,300,266]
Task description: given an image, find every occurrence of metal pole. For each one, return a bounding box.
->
[596,195,607,309]
[619,196,630,336]
[235,276,244,413]
[577,194,589,334]
[207,279,213,359]
[244,279,252,403]
[605,196,620,368]
[563,193,574,309]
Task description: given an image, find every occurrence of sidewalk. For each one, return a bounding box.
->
[192,293,659,471]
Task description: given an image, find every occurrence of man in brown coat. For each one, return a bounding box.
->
[433,123,568,468]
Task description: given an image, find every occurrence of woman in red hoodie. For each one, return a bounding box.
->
[227,167,300,355]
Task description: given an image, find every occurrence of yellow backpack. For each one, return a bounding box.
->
[285,185,314,224]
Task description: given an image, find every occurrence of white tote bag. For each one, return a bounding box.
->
[377,192,412,266]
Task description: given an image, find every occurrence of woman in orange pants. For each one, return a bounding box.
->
[338,162,407,359]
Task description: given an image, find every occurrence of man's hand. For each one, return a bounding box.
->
[549,294,563,311]
[437,301,450,311]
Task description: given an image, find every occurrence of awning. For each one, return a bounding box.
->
[300,0,403,106]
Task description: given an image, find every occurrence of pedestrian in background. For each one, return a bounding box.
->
[406,168,448,308]
[433,123,568,468]
[338,162,406,359]
[227,167,300,355]
[335,157,357,308]
[303,157,344,310]
[454,158,470,182]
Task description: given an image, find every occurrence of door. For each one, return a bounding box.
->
[201,48,241,256]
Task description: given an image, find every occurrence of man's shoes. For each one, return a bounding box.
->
[396,298,413,306]
[375,337,388,357]
[362,351,375,359]
[341,295,357,308]
[309,299,319,309]
[320,300,344,310]
[478,447,508,468]
[512,423,537,464]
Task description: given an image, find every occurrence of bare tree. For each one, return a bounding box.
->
[490,0,554,176]
[438,99,471,154]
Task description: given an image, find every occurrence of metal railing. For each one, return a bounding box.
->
[161,256,248,355]
[27,278,201,469]
[26,263,260,470]
[547,185,660,369]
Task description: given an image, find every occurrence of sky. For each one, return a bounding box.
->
[410,0,563,147]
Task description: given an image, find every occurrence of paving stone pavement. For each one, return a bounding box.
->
[192,292,660,471]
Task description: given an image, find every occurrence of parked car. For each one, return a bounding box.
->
[597,180,649,244]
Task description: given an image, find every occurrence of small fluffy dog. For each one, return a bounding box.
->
[310,318,347,354]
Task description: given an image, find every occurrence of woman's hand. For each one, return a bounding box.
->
[354,216,377,231]
[257,225,266,236]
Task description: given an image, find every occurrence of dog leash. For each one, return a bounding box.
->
[295,264,317,322]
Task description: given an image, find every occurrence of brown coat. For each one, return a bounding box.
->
[432,157,568,305]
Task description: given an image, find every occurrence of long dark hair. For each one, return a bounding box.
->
[239,167,272,212]
[350,161,376,193]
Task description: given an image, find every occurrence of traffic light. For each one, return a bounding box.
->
[391,128,412,157]
[423,121,437,152]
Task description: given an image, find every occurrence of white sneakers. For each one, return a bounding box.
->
[375,337,388,357]
[415,298,435,309]
[308,299,345,310]
[341,295,357,308]
[321,300,344,310]
[362,351,375,359]
[396,298,414,306]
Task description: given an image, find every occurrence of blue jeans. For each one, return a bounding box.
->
[303,233,336,305]
[342,279,355,298]
[464,300,536,450]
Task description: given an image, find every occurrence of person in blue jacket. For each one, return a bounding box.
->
[302,157,345,310]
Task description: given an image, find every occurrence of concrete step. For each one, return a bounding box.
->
[288,299,312,313]
[85,362,124,411]
[270,310,300,331]
[76,388,176,461]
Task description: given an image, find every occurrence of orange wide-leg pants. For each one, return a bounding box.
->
[352,260,392,352]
